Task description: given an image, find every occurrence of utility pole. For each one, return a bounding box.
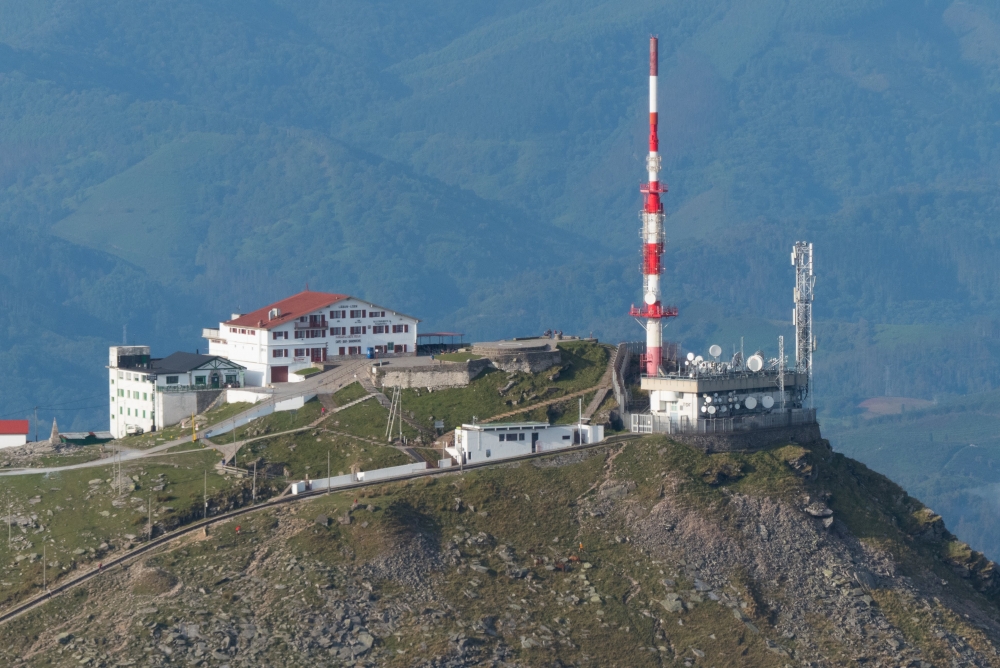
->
[148,494,152,539]
[204,470,208,519]
[252,461,257,504]
[43,545,46,590]
[327,450,331,495]
[7,501,11,548]
[34,407,38,443]
[192,412,197,443]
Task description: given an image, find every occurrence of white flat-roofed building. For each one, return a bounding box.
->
[448,421,604,463]
[203,290,419,387]
[108,346,246,438]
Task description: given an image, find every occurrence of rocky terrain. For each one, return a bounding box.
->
[1,434,1000,667]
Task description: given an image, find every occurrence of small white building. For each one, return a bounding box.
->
[203,290,419,387]
[448,421,604,463]
[109,346,246,438]
[0,420,29,448]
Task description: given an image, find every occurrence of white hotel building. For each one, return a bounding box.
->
[203,290,419,386]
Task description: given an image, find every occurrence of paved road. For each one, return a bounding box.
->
[0,361,370,477]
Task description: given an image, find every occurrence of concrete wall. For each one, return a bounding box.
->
[155,390,222,431]
[372,358,491,390]
[667,421,822,454]
[358,462,430,482]
[226,389,271,404]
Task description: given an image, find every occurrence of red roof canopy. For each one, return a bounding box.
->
[0,420,29,435]
[225,291,349,330]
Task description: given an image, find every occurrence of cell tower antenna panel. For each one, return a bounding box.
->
[628,35,678,377]
[792,242,815,404]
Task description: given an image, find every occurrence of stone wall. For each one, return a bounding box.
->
[668,421,822,454]
[372,358,491,390]
[486,350,561,373]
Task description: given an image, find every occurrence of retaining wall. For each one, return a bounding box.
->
[372,358,491,390]
[665,421,823,453]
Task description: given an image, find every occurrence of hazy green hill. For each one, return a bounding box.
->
[2,1,1000,461]
[828,388,1000,560]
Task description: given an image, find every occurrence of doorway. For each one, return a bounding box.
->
[210,372,220,389]
[271,366,288,383]
[531,432,538,453]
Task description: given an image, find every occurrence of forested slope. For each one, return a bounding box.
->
[2,0,1000,435]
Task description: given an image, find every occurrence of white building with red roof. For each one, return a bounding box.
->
[202,291,419,386]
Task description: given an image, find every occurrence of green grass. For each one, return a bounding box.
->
[398,341,610,432]
[231,398,324,441]
[239,428,411,481]
[0,448,230,607]
[330,381,369,405]
[294,367,323,377]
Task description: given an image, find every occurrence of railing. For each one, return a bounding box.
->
[631,408,816,435]
[157,383,241,393]
[295,320,328,329]
[612,342,644,412]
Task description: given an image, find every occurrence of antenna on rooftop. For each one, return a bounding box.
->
[123,324,127,345]
[792,242,815,407]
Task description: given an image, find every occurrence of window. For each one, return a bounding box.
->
[111,396,115,402]
[166,376,179,385]
[348,346,361,355]
[195,376,206,386]
[372,325,385,334]
[350,326,363,335]
[486,449,491,458]
[294,348,306,357]
[330,310,346,319]
[142,410,146,418]
[272,331,281,340]
[240,328,246,334]
[331,327,346,336]
[562,435,571,440]
[294,330,303,339]
[225,374,237,384]
[120,407,123,415]
[118,371,123,379]
[142,393,148,401]
[519,433,525,441]
[370,310,385,318]
[127,408,131,416]
[272,349,288,358]
[392,324,410,333]
[350,309,365,318]
[299,317,307,322]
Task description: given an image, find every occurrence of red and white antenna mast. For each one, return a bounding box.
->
[630,36,677,376]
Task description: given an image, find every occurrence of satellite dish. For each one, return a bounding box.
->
[704,395,712,404]
[762,395,774,409]
[686,352,695,362]
[735,403,741,410]
[745,396,757,409]
[694,355,703,364]
[747,354,764,372]
[709,344,722,358]
[720,405,727,413]
[700,406,707,413]
[644,291,656,305]
[707,405,717,415]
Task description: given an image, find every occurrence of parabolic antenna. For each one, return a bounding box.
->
[761,395,774,409]
[694,355,703,364]
[704,395,712,404]
[709,344,722,358]
[745,396,758,409]
[707,405,717,415]
[746,354,764,372]
[686,352,695,362]
[644,291,656,305]
[735,403,741,410]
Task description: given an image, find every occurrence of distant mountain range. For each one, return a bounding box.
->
[2,1,1000,546]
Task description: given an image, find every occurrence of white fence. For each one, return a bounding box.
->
[631,408,817,435]
[291,462,431,494]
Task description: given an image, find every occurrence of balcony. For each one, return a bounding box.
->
[158,382,242,393]
[294,320,328,329]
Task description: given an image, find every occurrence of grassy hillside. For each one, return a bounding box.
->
[2,434,1000,665]
[3,0,1000,439]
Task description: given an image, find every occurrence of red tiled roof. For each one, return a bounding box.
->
[0,420,29,435]
[224,291,350,330]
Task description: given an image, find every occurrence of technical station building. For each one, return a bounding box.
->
[203,290,419,386]
[449,421,604,463]
[636,357,809,433]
